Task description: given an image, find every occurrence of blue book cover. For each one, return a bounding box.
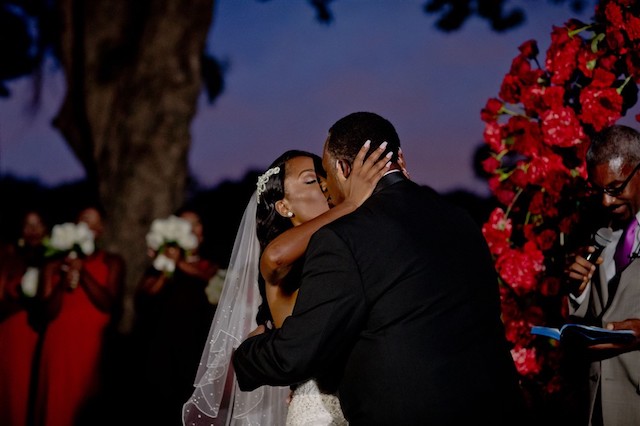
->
[531,324,635,345]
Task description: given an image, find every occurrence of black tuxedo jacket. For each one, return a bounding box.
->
[233,173,526,425]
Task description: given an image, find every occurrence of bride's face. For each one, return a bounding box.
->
[282,156,330,225]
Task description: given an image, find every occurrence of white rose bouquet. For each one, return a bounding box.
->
[44,222,95,259]
[20,267,40,298]
[145,215,198,274]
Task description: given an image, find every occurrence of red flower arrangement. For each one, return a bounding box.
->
[480,0,640,409]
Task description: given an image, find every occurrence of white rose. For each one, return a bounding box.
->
[146,215,198,252]
[161,216,179,242]
[174,217,192,239]
[50,223,76,251]
[205,269,226,305]
[75,222,95,255]
[79,239,95,256]
[21,267,39,297]
[153,253,176,272]
[146,231,164,251]
[151,218,169,237]
[178,233,198,251]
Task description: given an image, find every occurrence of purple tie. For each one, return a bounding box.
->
[614,218,638,272]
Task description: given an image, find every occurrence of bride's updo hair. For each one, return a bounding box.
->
[254,149,323,326]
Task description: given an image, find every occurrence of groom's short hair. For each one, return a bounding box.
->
[327,112,400,163]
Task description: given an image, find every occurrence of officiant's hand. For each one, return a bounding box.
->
[590,319,640,352]
[565,246,601,296]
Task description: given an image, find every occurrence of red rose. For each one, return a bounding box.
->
[579,87,623,132]
[541,107,586,147]
[482,208,513,256]
[546,26,581,85]
[499,73,522,103]
[518,39,539,59]
[483,121,506,152]
[510,346,543,377]
[626,14,640,41]
[481,156,500,175]
[481,98,504,123]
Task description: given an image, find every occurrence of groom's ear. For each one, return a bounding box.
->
[336,159,351,179]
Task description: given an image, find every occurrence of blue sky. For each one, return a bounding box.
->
[0,0,593,196]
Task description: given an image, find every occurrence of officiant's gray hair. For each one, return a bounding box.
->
[587,124,640,167]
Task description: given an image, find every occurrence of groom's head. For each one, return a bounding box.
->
[322,111,401,205]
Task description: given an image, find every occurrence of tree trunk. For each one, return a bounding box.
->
[53,0,215,331]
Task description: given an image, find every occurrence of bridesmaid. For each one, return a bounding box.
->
[134,207,219,426]
[0,209,48,426]
[34,205,125,426]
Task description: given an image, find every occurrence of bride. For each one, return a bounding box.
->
[182,142,396,425]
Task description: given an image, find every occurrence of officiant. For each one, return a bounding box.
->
[565,124,640,426]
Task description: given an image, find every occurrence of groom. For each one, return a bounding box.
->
[232,112,527,424]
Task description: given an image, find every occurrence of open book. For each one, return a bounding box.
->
[531,324,635,346]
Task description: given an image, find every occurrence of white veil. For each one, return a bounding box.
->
[182,192,290,425]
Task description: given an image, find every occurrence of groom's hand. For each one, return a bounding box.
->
[247,324,266,338]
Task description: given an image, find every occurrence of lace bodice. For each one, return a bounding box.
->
[286,380,348,426]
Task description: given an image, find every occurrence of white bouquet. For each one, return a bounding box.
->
[145,215,198,273]
[21,267,39,298]
[205,268,226,305]
[44,222,95,258]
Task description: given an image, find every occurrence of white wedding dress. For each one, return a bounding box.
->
[286,379,347,426]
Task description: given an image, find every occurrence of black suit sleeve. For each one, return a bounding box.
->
[232,227,366,391]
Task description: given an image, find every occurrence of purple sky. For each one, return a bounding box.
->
[0,1,593,196]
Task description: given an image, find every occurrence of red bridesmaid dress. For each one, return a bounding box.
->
[34,251,111,426]
[0,291,40,426]
[0,246,43,426]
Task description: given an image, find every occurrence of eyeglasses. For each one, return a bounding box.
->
[588,162,640,197]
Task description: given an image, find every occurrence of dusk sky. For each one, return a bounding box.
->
[0,1,595,197]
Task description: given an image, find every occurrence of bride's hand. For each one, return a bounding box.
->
[338,140,391,207]
[398,147,410,179]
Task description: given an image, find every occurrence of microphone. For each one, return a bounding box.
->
[584,227,614,262]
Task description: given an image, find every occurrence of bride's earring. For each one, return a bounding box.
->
[287,211,294,218]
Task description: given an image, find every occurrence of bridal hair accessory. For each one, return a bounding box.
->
[256,166,280,203]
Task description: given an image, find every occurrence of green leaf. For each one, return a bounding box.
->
[591,33,605,53]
